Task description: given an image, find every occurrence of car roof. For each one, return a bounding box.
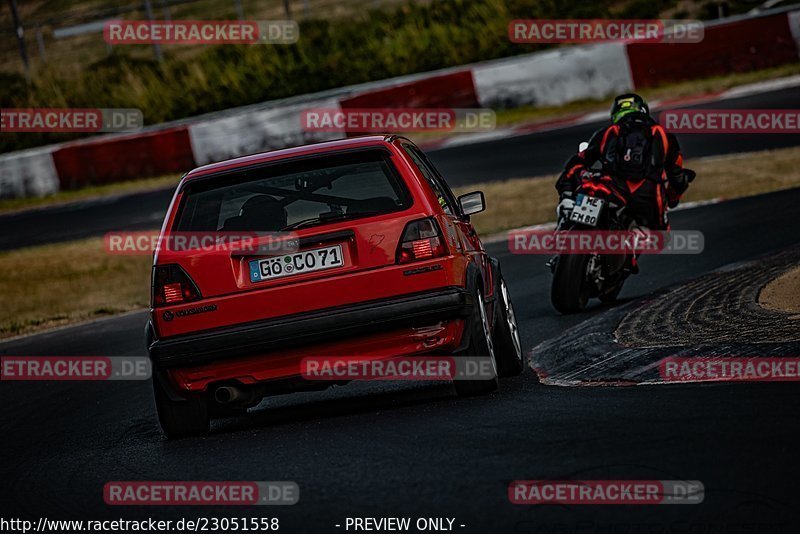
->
[183,135,401,181]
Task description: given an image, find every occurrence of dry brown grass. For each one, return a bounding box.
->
[454,176,559,235]
[681,148,800,203]
[759,267,800,316]
[0,238,151,338]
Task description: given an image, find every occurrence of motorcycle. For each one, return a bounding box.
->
[548,142,695,314]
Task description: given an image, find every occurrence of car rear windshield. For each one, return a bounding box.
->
[174,149,412,232]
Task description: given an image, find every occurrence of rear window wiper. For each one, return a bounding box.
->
[282,211,382,231]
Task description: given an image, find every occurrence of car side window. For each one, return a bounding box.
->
[401,144,455,216]
[420,153,461,217]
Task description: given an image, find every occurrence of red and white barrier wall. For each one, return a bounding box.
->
[0,146,60,198]
[1,7,798,199]
[339,71,479,109]
[188,97,342,166]
[52,127,195,189]
[626,11,799,88]
[791,10,800,49]
[472,42,633,108]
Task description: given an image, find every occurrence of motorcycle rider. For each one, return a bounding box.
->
[555,93,690,234]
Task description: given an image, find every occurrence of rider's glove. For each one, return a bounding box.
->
[578,169,601,182]
[556,197,575,219]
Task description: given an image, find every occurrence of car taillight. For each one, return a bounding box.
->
[152,264,202,308]
[396,218,448,264]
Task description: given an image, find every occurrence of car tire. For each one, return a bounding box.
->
[493,277,525,377]
[152,374,210,439]
[454,288,499,396]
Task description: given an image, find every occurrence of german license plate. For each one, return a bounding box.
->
[569,194,604,227]
[249,245,343,283]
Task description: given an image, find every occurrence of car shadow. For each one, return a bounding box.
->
[211,381,459,435]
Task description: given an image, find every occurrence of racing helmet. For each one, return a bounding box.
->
[610,93,650,123]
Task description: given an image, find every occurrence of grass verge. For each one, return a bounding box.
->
[1,146,799,339]
[0,239,152,339]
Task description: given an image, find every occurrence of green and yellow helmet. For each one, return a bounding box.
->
[610,93,650,123]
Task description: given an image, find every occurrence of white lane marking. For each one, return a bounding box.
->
[721,74,800,98]
[434,129,517,148]
[669,198,722,212]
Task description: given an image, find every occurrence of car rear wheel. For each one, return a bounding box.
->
[454,289,499,396]
[152,374,210,439]
[494,278,525,377]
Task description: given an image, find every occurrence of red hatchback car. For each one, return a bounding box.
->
[147,135,524,437]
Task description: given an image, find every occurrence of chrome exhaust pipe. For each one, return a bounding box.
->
[214,385,247,404]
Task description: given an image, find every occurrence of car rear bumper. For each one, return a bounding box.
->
[148,287,473,368]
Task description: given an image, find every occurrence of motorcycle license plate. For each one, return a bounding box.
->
[570,194,604,226]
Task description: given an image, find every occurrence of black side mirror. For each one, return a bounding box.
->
[458,191,486,216]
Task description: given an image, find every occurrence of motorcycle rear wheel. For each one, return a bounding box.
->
[551,254,591,314]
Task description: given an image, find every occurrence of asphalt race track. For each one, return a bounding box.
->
[2,187,800,530]
[1,85,798,251]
